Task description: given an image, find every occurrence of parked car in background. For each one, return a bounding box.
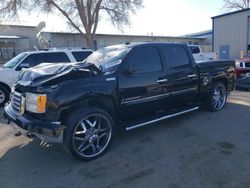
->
[4,42,235,161]
[188,45,217,61]
[0,49,93,106]
[236,73,250,90]
[235,56,250,78]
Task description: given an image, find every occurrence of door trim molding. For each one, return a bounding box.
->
[121,92,170,105]
[126,106,199,131]
[171,87,197,96]
[121,87,197,105]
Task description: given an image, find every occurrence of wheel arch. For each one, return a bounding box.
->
[60,95,119,125]
[0,82,11,92]
[212,77,228,90]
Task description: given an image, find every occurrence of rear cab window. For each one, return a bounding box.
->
[162,45,192,71]
[72,51,93,62]
[125,46,163,74]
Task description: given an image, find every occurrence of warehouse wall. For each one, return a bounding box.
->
[213,9,250,59]
[43,32,204,50]
[0,25,39,50]
[0,23,208,62]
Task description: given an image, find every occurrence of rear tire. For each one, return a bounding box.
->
[205,82,227,112]
[0,86,9,107]
[63,107,115,161]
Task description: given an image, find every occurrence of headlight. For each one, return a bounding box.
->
[25,93,47,113]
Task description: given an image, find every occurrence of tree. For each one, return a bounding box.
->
[0,0,143,49]
[223,0,250,11]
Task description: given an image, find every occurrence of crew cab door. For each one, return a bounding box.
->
[118,45,169,120]
[161,44,199,106]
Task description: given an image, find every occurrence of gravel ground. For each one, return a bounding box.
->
[1,91,250,188]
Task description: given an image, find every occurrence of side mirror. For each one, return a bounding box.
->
[19,63,30,69]
[123,65,138,76]
[16,63,30,71]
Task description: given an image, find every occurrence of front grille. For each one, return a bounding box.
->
[11,91,22,112]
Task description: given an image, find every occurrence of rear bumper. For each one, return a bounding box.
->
[3,103,64,143]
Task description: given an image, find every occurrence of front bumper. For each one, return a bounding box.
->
[235,68,250,78]
[4,103,64,143]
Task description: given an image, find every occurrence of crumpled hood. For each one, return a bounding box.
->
[17,62,99,87]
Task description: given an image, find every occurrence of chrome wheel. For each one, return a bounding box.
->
[0,90,5,104]
[212,84,226,111]
[72,114,112,158]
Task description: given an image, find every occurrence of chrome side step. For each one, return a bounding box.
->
[126,107,199,131]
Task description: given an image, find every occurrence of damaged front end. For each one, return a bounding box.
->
[4,62,100,143]
[4,82,65,143]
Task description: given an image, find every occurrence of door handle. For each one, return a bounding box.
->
[187,74,197,78]
[157,79,168,83]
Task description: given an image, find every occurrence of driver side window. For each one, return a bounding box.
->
[19,54,44,69]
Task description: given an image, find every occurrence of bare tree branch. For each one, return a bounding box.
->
[223,0,250,11]
[0,0,143,48]
[49,0,84,35]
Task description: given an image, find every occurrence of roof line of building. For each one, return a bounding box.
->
[181,30,212,38]
[42,31,203,40]
[0,22,37,28]
[0,35,30,39]
[212,8,250,19]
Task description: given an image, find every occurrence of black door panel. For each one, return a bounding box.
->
[161,44,199,106]
[118,46,170,120]
[119,73,171,120]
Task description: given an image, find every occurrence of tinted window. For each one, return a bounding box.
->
[72,51,92,61]
[126,47,162,74]
[20,52,70,68]
[162,45,191,70]
[189,46,200,54]
[21,54,45,67]
[245,63,250,68]
[44,52,70,62]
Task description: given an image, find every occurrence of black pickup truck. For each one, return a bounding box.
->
[4,42,235,161]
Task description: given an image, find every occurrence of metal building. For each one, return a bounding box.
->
[0,22,210,63]
[41,32,204,50]
[212,8,250,59]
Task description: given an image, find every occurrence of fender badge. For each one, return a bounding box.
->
[106,77,116,81]
[203,77,209,86]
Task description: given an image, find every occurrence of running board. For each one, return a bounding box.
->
[126,106,199,131]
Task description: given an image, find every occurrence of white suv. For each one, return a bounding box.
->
[0,49,93,106]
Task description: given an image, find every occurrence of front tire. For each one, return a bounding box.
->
[0,86,9,107]
[64,107,115,161]
[206,82,227,112]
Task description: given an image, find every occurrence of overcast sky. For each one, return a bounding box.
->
[10,0,225,36]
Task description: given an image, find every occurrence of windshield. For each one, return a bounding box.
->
[85,45,130,72]
[3,53,27,68]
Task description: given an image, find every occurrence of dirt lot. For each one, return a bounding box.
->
[1,91,250,188]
